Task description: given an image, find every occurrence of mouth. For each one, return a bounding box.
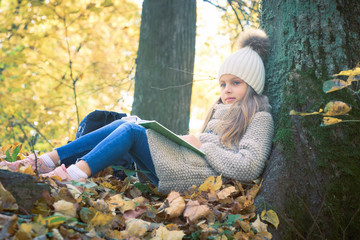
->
[225,97,236,103]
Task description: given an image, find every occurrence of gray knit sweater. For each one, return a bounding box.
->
[146,103,274,194]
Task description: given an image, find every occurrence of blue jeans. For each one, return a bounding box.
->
[56,120,159,185]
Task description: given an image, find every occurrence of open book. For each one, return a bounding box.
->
[122,116,206,156]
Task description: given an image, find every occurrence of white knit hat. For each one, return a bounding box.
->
[218,29,269,94]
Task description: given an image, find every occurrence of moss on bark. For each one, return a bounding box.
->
[260,0,360,238]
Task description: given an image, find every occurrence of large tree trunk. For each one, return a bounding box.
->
[131,0,196,134]
[258,0,360,239]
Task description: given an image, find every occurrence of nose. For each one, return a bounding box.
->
[225,84,232,92]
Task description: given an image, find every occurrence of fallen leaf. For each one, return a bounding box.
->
[123,205,148,220]
[80,207,97,224]
[163,191,185,218]
[90,212,114,227]
[125,218,151,237]
[120,199,137,213]
[107,194,124,212]
[0,182,18,211]
[261,210,279,229]
[36,214,69,228]
[246,183,261,202]
[254,231,272,240]
[238,220,251,233]
[217,186,236,200]
[151,225,185,240]
[91,198,109,212]
[251,214,268,233]
[19,164,35,176]
[53,200,77,217]
[198,175,222,192]
[183,200,210,222]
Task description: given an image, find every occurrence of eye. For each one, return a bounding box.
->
[220,82,226,88]
[233,81,242,85]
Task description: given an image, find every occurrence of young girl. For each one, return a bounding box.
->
[1,29,274,194]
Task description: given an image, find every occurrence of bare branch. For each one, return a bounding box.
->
[203,0,227,11]
[227,0,244,31]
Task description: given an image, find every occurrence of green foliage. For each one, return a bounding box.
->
[5,146,20,162]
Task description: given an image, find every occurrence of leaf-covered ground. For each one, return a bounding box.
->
[0,143,278,239]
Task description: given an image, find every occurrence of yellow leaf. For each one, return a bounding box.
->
[198,175,222,192]
[289,110,320,116]
[217,186,237,200]
[261,209,279,229]
[120,199,136,213]
[163,191,185,218]
[90,212,114,227]
[183,200,210,222]
[91,199,109,212]
[322,117,343,126]
[151,225,185,240]
[216,235,228,240]
[333,67,360,76]
[251,214,268,233]
[238,220,251,233]
[16,223,33,239]
[36,214,68,228]
[253,231,273,240]
[19,165,35,175]
[53,200,77,217]
[323,101,351,116]
[107,194,124,212]
[125,218,150,237]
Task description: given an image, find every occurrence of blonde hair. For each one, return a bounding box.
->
[201,85,271,148]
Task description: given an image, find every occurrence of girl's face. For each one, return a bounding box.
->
[219,74,248,104]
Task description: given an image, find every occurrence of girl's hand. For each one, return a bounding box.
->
[179,135,202,149]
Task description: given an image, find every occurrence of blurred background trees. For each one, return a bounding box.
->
[1,0,140,149]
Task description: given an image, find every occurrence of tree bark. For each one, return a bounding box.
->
[132,0,196,134]
[258,0,360,239]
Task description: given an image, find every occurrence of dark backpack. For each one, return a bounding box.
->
[75,110,135,179]
[76,110,127,138]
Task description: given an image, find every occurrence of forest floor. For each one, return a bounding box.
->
[0,143,278,239]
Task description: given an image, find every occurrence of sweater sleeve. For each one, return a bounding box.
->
[199,111,274,181]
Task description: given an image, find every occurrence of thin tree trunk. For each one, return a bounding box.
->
[259,0,360,238]
[132,0,196,134]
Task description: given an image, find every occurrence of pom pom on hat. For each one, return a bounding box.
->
[218,28,269,94]
[238,28,269,59]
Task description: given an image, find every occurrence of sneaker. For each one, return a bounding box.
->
[41,164,73,181]
[0,153,55,174]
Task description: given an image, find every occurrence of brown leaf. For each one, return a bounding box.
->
[217,186,236,200]
[0,182,18,211]
[183,200,210,223]
[246,183,261,202]
[162,191,185,218]
[123,205,148,220]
